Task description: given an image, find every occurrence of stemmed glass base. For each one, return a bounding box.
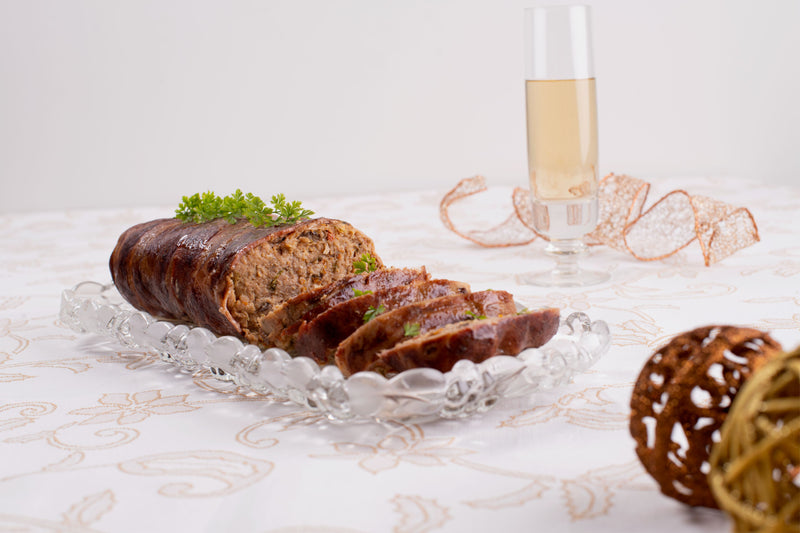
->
[517,239,610,287]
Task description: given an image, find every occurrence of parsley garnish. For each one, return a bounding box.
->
[465,310,487,320]
[403,322,421,337]
[353,289,373,297]
[175,190,314,227]
[363,304,386,323]
[353,253,379,274]
[517,307,529,315]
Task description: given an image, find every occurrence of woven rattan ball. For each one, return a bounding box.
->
[709,346,800,532]
[630,326,783,507]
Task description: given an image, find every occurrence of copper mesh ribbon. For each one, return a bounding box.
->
[439,175,540,247]
[440,174,760,266]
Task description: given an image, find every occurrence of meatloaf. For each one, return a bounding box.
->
[293,279,471,365]
[365,308,560,376]
[335,290,517,376]
[109,217,381,341]
[258,267,430,349]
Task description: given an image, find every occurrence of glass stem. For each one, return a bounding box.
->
[545,239,587,278]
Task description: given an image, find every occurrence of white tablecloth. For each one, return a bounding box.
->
[1,176,798,532]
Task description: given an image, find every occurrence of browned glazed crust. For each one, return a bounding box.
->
[293,279,470,364]
[109,217,381,339]
[335,290,517,376]
[260,267,430,349]
[366,308,560,375]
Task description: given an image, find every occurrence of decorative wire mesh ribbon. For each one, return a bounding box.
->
[440,174,760,266]
[439,175,540,247]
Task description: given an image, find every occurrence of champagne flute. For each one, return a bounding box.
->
[518,5,610,287]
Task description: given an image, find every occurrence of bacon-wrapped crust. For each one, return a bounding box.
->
[109,217,382,342]
[367,308,560,376]
[292,278,470,364]
[335,290,517,376]
[259,267,432,351]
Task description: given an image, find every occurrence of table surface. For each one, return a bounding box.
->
[1,176,798,533]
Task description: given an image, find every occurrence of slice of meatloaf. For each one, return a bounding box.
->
[335,290,517,376]
[293,279,471,364]
[364,308,560,376]
[109,217,381,340]
[259,267,430,348]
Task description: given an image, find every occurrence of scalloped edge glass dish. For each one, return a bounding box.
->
[60,281,611,422]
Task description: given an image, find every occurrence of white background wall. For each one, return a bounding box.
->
[1,0,798,213]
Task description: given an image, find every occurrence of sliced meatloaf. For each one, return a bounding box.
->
[259,267,430,349]
[335,290,517,376]
[293,279,471,364]
[365,308,560,376]
[109,217,381,340]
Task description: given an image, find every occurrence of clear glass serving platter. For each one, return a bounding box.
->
[60,281,611,422]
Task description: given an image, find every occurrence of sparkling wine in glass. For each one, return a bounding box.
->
[519,5,609,287]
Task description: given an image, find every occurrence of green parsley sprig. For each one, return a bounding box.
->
[352,289,373,297]
[353,253,379,274]
[465,310,487,320]
[403,322,421,337]
[363,303,386,323]
[175,190,314,227]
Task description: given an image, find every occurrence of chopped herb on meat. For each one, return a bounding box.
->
[465,310,487,320]
[353,289,373,297]
[363,303,386,323]
[353,253,379,274]
[403,322,421,337]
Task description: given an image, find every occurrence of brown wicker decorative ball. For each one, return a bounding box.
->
[709,346,800,532]
[629,326,783,507]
